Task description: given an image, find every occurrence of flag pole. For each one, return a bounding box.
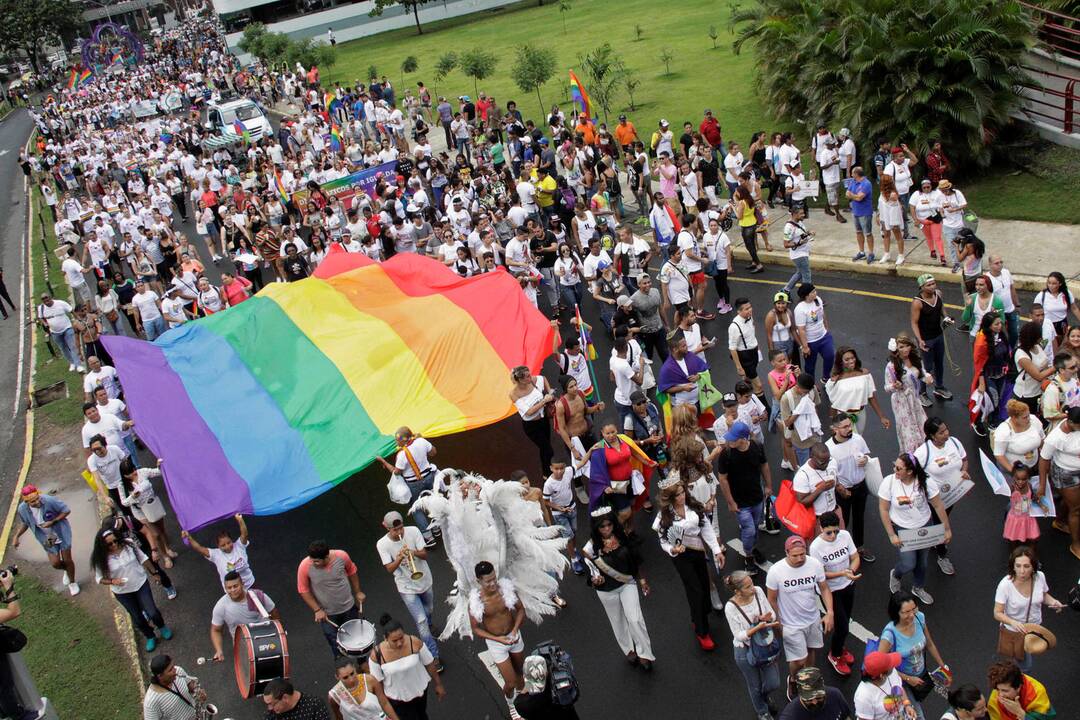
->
[574,303,602,403]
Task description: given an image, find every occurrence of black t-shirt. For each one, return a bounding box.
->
[613,307,642,336]
[462,102,476,122]
[514,689,580,720]
[777,688,852,720]
[679,132,694,157]
[283,255,310,282]
[698,157,720,187]
[265,693,331,720]
[532,231,558,269]
[716,441,766,508]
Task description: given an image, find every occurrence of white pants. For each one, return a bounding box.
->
[596,583,655,660]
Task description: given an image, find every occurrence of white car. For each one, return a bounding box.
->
[202,97,273,148]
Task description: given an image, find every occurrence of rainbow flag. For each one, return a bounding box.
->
[329,123,343,152]
[66,69,77,90]
[273,169,290,205]
[233,119,250,143]
[77,68,93,86]
[99,253,556,530]
[655,389,673,439]
[110,51,124,66]
[569,70,592,120]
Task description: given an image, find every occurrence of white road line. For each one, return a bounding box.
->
[12,172,29,418]
[727,538,877,645]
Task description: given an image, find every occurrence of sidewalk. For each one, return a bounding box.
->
[266,100,1080,292]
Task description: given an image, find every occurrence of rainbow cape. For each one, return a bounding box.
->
[988,675,1055,720]
[66,69,77,90]
[330,123,343,152]
[587,434,655,511]
[100,254,555,530]
[569,70,592,120]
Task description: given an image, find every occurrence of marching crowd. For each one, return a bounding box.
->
[6,13,1079,720]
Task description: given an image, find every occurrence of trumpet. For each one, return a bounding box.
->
[404,548,424,581]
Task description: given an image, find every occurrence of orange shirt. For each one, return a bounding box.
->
[614,122,638,147]
[575,122,598,146]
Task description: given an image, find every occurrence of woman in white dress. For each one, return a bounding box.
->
[876,175,905,265]
[329,656,400,720]
[884,334,932,454]
[826,346,891,435]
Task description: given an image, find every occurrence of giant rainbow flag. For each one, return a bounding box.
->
[101,253,555,529]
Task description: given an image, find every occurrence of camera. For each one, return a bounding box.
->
[0,564,18,580]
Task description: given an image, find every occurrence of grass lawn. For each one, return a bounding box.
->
[12,575,143,720]
[30,187,87,428]
[326,0,1079,224]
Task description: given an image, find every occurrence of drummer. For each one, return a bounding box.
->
[210,571,280,663]
[376,511,442,672]
[298,541,368,658]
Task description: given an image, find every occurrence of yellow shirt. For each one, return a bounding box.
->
[537,176,558,208]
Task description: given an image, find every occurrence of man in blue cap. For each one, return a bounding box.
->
[717,421,773,574]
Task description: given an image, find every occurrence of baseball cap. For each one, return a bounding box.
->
[630,390,648,405]
[838,127,850,138]
[917,273,935,287]
[638,271,650,282]
[659,119,669,127]
[723,421,751,442]
[784,535,806,552]
[597,259,612,271]
[797,283,816,299]
[616,294,632,308]
[863,651,903,677]
[794,667,826,702]
[773,291,789,303]
[539,137,549,145]
[825,137,836,145]
[618,114,627,120]
[891,146,904,153]
[382,510,404,527]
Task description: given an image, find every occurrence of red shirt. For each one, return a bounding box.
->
[476,98,493,121]
[222,276,253,306]
[699,117,722,146]
[200,189,219,208]
[604,441,632,482]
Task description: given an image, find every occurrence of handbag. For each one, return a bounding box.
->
[774,479,817,540]
[733,595,781,667]
[703,259,719,277]
[996,586,1033,660]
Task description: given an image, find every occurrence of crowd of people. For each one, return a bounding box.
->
[6,12,1078,720]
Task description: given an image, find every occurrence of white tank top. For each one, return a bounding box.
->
[770,312,792,344]
[329,677,386,719]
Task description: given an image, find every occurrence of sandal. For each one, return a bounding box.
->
[162,556,174,569]
[553,595,568,609]
[166,549,179,559]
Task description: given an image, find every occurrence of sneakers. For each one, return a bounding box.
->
[571,557,586,576]
[697,310,716,321]
[930,250,938,260]
[145,637,158,652]
[743,556,760,576]
[951,263,961,273]
[933,387,953,401]
[866,253,875,264]
[717,302,733,315]
[911,586,935,605]
[424,534,438,548]
[937,556,956,576]
[62,572,70,586]
[165,586,178,600]
[76,365,85,373]
[69,582,80,596]
[434,659,445,673]
[858,548,876,563]
[889,570,901,593]
[827,653,852,676]
[919,392,934,408]
[851,251,866,262]
[878,253,892,264]
[840,648,855,665]
[68,363,76,372]
[696,633,716,651]
[760,516,782,535]
[159,626,173,641]
[895,254,905,266]
[780,459,794,471]
[752,548,767,565]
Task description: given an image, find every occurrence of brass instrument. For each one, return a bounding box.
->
[189,674,218,719]
[405,548,424,581]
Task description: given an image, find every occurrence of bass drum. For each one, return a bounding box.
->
[234,620,290,699]
[336,618,376,665]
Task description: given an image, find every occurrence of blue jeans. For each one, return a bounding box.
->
[406,469,436,537]
[50,327,80,367]
[736,502,763,555]
[806,333,835,380]
[143,315,166,341]
[559,283,584,311]
[923,334,947,392]
[943,224,960,264]
[122,434,140,467]
[114,581,165,639]
[401,588,439,658]
[733,645,780,716]
[784,256,811,294]
[794,445,811,466]
[894,534,929,587]
[1005,311,1020,348]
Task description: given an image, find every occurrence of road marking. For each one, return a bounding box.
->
[12,171,28,418]
[727,538,877,645]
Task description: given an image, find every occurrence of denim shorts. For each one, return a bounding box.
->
[1051,464,1080,490]
[552,507,578,539]
[853,214,873,234]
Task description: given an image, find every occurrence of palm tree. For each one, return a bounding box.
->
[732,0,1035,167]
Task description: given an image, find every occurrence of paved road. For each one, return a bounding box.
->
[0,109,33,544]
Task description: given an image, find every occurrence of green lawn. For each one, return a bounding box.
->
[326,0,1079,224]
[31,187,87,428]
[12,575,143,720]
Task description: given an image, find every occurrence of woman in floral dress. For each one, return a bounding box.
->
[884,334,932,454]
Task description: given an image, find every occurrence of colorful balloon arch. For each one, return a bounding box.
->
[81,22,144,73]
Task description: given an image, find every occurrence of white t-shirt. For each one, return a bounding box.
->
[376,526,433,595]
[809,529,858,591]
[84,366,120,398]
[610,354,639,406]
[1013,346,1049,399]
[992,419,1044,469]
[394,438,434,480]
[659,260,691,304]
[854,671,906,720]
[40,300,74,333]
[582,250,612,281]
[723,152,744,184]
[702,230,731,270]
[883,159,913,194]
[994,572,1048,629]
[132,290,162,321]
[96,544,149,594]
[1041,424,1080,473]
[877,473,940,529]
[62,257,88,288]
[516,181,538,213]
[825,435,870,489]
[208,540,254,589]
[792,459,839,515]
[794,299,827,343]
[86,445,127,490]
[912,438,966,492]
[543,467,575,509]
[81,412,127,452]
[765,557,826,629]
[940,189,967,229]
[989,270,1016,313]
[676,231,702,273]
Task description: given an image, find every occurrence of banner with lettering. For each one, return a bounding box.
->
[290,162,398,217]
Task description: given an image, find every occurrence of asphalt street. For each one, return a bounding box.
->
[0,109,33,544]
[3,111,1078,718]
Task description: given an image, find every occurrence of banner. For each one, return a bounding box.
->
[291,162,398,217]
[898,524,946,552]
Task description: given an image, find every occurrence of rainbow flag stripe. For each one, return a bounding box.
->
[330,124,343,152]
[273,169,290,205]
[569,69,592,119]
[101,254,555,529]
[78,68,93,86]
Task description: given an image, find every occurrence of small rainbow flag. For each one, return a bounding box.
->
[66,69,77,90]
[573,304,600,402]
[273,169,290,205]
[569,70,592,120]
[110,51,124,66]
[77,68,94,87]
[329,123,343,152]
[233,119,250,143]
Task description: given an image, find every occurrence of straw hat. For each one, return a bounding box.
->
[1021,623,1057,655]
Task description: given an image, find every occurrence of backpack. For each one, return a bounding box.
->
[533,640,579,707]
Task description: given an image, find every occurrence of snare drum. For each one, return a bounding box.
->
[234,620,290,699]
[336,618,376,664]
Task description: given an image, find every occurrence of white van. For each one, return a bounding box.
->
[201,97,273,148]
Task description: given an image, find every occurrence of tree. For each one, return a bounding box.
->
[0,0,80,74]
[432,52,458,95]
[400,55,419,87]
[732,0,1035,167]
[559,0,572,34]
[577,43,626,124]
[367,64,379,82]
[622,75,641,111]
[659,48,674,76]
[709,25,719,49]
[460,48,498,98]
[369,0,436,35]
[510,44,557,117]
